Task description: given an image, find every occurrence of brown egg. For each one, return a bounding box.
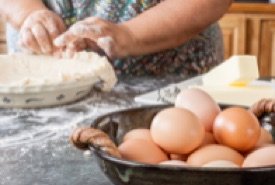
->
[151,107,205,154]
[213,107,261,152]
[243,145,275,167]
[201,132,217,147]
[255,127,273,148]
[123,129,153,142]
[202,160,240,168]
[187,144,244,166]
[243,143,275,157]
[175,88,221,132]
[118,139,168,164]
[170,154,188,161]
[159,160,188,167]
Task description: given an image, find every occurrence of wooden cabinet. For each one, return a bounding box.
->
[219,3,275,77]
[260,21,275,76]
[219,14,246,59]
[0,18,6,53]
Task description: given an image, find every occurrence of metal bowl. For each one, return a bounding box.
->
[90,105,275,185]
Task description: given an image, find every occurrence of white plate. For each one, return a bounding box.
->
[0,52,117,108]
[135,75,275,107]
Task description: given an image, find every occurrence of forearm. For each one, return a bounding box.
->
[122,0,233,56]
[0,0,47,29]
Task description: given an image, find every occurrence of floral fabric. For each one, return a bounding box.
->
[7,0,224,77]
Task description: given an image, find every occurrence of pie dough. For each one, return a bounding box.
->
[0,52,117,91]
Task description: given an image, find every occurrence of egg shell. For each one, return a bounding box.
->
[151,107,205,154]
[123,129,153,143]
[159,160,188,167]
[200,132,217,147]
[187,144,244,166]
[202,160,240,168]
[170,154,188,161]
[213,107,261,152]
[118,139,168,164]
[243,145,275,168]
[255,127,273,148]
[243,143,275,157]
[175,88,221,132]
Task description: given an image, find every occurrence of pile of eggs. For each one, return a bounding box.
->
[118,88,275,168]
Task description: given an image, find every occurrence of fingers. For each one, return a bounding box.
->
[44,18,61,41]
[85,39,104,54]
[19,10,66,55]
[20,24,52,54]
[59,39,87,58]
[43,16,66,53]
[97,36,115,58]
[54,32,79,48]
[72,39,87,52]
[70,23,103,38]
[54,20,105,47]
[60,38,106,58]
[19,29,41,54]
[66,39,87,57]
[53,17,127,59]
[31,23,53,53]
[54,16,67,33]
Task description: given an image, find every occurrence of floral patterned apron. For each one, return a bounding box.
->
[7,0,224,77]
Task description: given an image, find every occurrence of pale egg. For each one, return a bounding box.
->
[159,160,188,167]
[175,88,221,132]
[151,107,205,154]
[202,160,240,168]
[243,145,275,168]
[123,129,153,142]
[213,107,261,152]
[187,144,244,166]
[118,139,168,164]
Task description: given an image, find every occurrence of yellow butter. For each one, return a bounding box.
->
[202,55,259,86]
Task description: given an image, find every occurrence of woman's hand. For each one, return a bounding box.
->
[54,17,136,60]
[19,9,66,54]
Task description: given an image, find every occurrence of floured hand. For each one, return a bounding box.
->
[19,10,66,55]
[54,17,135,60]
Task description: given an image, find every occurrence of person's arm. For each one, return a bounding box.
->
[122,0,233,56]
[0,0,47,29]
[54,0,232,59]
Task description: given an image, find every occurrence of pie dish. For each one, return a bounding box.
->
[0,52,117,108]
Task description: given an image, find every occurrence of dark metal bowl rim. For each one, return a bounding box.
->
[91,147,275,172]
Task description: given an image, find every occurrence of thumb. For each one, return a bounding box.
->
[97,36,115,59]
[54,32,78,47]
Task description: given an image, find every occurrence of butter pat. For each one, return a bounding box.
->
[202,55,259,86]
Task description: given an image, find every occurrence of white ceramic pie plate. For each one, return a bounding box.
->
[0,52,117,108]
